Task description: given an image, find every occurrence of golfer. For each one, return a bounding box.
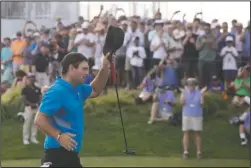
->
[35,52,110,167]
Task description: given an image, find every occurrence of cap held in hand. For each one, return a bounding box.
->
[103,26,125,62]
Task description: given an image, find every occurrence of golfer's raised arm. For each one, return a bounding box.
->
[34,87,61,139]
[89,56,110,98]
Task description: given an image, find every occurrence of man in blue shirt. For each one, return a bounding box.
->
[35,52,110,167]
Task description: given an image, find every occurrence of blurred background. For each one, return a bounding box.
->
[1,1,250,39]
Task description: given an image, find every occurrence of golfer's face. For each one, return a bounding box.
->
[75,61,89,84]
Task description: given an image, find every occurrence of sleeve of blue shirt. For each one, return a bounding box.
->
[39,87,62,116]
[81,84,93,100]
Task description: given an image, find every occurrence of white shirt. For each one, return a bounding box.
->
[126,46,146,67]
[220,46,238,70]
[150,35,168,60]
[74,32,95,59]
[94,33,106,68]
[235,33,243,52]
[168,38,184,59]
[127,29,144,47]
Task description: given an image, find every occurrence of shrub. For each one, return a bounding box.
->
[1,88,232,121]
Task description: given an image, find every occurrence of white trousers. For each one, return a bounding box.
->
[23,106,38,141]
[36,72,49,87]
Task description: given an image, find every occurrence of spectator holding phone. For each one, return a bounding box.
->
[220,36,239,88]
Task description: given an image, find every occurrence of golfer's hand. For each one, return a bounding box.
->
[58,133,77,151]
[102,53,111,69]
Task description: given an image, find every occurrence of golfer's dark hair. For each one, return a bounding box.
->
[60,52,88,75]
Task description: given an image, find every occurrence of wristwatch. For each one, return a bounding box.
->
[56,132,62,141]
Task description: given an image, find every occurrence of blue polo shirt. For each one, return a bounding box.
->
[39,77,92,152]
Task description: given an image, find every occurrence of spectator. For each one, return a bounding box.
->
[208,75,224,93]
[180,78,204,159]
[1,37,13,84]
[74,22,95,69]
[84,65,99,85]
[127,19,144,47]
[182,23,199,78]
[126,36,146,89]
[21,73,41,145]
[40,29,51,44]
[196,23,217,87]
[160,58,178,89]
[33,43,50,87]
[192,18,205,36]
[93,22,106,69]
[220,36,238,86]
[150,20,168,66]
[169,29,184,64]
[231,19,238,34]
[217,22,235,53]
[238,96,250,146]
[115,20,129,87]
[234,23,244,56]
[135,73,155,104]
[11,31,27,73]
[148,85,176,124]
[21,35,38,73]
[232,65,250,106]
[67,28,77,52]
[240,21,250,66]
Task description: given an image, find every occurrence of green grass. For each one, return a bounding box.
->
[2,156,249,167]
[2,90,250,167]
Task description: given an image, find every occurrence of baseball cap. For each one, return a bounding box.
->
[225,36,234,42]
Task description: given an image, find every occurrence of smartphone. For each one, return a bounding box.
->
[100,5,103,11]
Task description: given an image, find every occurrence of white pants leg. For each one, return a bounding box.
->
[36,72,49,87]
[23,106,38,141]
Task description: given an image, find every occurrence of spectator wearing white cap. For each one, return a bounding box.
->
[220,35,238,86]
[21,73,41,145]
[74,21,95,68]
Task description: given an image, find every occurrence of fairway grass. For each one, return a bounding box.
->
[2,156,249,167]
